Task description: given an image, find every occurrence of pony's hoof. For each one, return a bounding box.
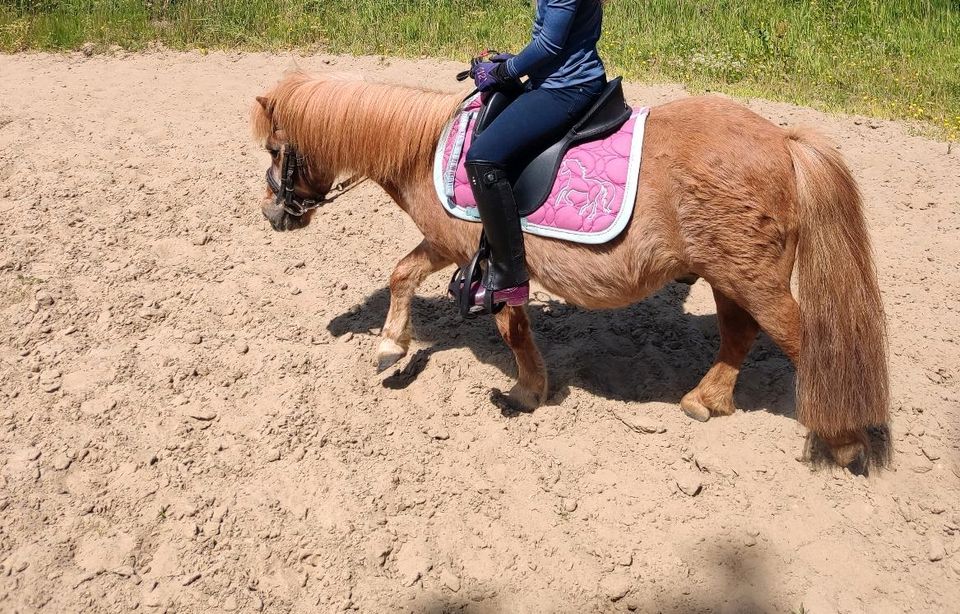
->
[502,383,543,413]
[509,386,541,411]
[819,430,869,469]
[828,439,869,475]
[376,339,408,373]
[680,392,712,423]
[804,429,885,475]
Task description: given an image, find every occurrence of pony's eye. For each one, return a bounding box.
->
[268,148,280,157]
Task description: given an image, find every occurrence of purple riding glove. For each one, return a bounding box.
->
[471,61,508,92]
[471,52,514,92]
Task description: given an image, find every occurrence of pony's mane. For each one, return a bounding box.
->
[251,71,462,182]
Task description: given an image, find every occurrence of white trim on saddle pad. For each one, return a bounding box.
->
[433,95,650,245]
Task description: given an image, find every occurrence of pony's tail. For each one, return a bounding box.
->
[786,128,890,470]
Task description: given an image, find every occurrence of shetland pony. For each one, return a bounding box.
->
[251,72,889,471]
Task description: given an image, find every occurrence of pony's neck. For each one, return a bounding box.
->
[298,79,459,189]
[365,89,457,194]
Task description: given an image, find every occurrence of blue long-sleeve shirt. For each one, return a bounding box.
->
[505,0,606,89]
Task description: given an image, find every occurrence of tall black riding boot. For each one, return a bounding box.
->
[465,161,530,294]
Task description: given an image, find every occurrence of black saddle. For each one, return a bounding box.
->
[472,77,632,216]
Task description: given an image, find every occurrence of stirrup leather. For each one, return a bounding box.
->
[448,233,506,318]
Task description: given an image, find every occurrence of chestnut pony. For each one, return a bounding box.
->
[251,72,889,471]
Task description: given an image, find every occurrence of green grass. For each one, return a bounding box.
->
[2,1,958,139]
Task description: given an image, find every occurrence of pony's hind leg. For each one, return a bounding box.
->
[377,240,451,372]
[702,276,876,468]
[494,306,548,410]
[739,291,874,470]
[681,289,760,421]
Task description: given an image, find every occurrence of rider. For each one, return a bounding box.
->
[459,0,607,312]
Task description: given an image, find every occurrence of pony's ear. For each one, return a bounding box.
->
[256,96,273,115]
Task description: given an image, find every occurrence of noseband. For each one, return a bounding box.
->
[266,145,314,217]
[266,145,365,217]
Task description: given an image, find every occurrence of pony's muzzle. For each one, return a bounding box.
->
[261,195,310,232]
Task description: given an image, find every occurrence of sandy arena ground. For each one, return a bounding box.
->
[0,51,958,614]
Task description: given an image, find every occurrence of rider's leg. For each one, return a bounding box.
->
[462,80,604,309]
[464,160,529,308]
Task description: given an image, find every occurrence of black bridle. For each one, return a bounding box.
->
[266,144,365,217]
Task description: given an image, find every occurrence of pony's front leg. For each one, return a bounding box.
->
[494,306,548,410]
[377,240,450,372]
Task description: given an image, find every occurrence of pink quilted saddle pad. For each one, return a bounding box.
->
[433,95,650,244]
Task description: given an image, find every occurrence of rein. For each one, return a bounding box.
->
[266,144,365,217]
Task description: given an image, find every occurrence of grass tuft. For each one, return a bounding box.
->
[2,1,957,139]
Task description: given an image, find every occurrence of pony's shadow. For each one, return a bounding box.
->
[327,282,796,417]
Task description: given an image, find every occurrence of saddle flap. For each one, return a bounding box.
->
[514,143,566,216]
[513,78,632,216]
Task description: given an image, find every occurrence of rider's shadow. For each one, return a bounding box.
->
[326,281,796,417]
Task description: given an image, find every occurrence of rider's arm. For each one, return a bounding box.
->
[505,0,578,79]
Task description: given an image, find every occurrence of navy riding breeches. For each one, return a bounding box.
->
[465,78,605,177]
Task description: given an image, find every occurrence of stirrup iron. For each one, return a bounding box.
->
[447,234,505,318]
